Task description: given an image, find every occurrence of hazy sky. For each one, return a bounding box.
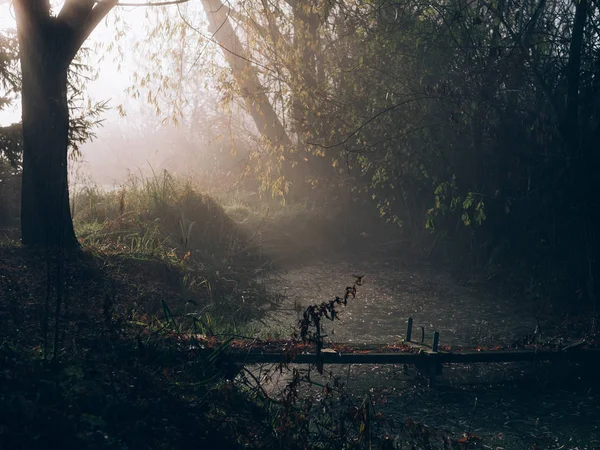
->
[0,1,146,126]
[0,1,222,187]
[0,2,19,125]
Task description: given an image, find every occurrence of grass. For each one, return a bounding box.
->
[0,176,440,450]
[73,170,247,259]
[0,171,285,449]
[0,243,404,450]
[69,170,280,325]
[0,241,263,449]
[0,170,385,450]
[2,170,536,449]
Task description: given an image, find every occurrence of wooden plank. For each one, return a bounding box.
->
[229,351,424,364]
[437,349,600,363]
[403,341,436,353]
[224,348,600,365]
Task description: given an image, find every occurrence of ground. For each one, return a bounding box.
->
[263,256,537,346]
[1,182,599,449]
[253,254,600,448]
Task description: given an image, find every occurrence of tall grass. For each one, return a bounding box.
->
[74,169,243,257]
[71,169,277,333]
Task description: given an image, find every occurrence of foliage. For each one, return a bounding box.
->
[0,238,271,449]
[0,238,454,450]
[0,28,108,169]
[130,0,600,318]
[71,170,279,324]
[1,230,598,448]
[297,277,361,372]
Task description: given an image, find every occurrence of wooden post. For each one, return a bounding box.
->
[432,331,442,377]
[406,317,413,342]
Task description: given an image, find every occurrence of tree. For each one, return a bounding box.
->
[1,27,107,228]
[188,0,600,317]
[0,29,21,167]
[1,29,107,169]
[12,0,118,247]
[141,0,335,198]
[125,0,600,317]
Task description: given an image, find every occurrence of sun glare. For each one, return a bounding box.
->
[0,1,126,126]
[0,3,15,30]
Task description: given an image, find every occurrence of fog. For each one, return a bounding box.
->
[75,30,249,189]
[2,0,600,447]
[2,1,251,191]
[73,103,254,191]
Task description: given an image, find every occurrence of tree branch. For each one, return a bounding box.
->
[67,0,118,62]
[58,0,96,32]
[483,0,563,120]
[227,6,268,37]
[280,0,296,9]
[307,96,435,149]
[112,0,191,6]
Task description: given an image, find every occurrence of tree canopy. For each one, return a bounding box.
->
[131,0,600,312]
[1,0,599,310]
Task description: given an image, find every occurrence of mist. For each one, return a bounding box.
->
[1,0,600,447]
[74,104,252,191]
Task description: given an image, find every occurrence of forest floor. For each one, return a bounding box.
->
[1,179,599,449]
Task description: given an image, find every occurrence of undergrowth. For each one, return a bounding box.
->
[0,171,481,449]
[0,237,445,449]
[69,170,280,327]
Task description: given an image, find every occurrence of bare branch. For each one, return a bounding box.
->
[68,0,118,62]
[280,0,295,9]
[482,0,562,120]
[227,5,262,32]
[307,97,435,150]
[178,0,276,74]
[111,0,191,6]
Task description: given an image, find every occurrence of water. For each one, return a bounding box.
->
[253,256,600,448]
[263,257,535,347]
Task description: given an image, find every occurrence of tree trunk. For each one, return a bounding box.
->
[201,0,292,149]
[564,0,598,323]
[200,0,312,197]
[18,22,78,248]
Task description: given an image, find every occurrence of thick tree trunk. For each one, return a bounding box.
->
[18,22,78,248]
